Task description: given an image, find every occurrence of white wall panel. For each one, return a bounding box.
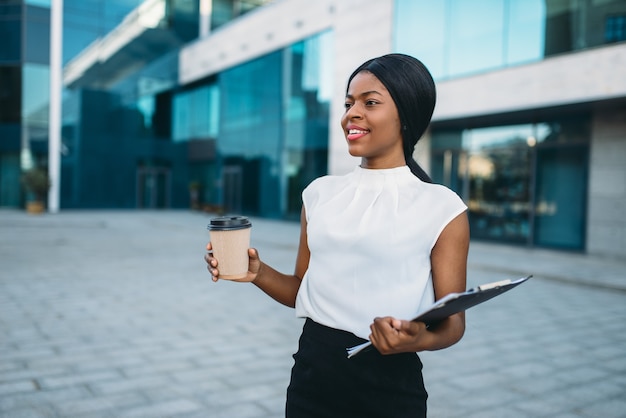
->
[179,0,336,85]
[434,43,626,121]
[587,108,626,257]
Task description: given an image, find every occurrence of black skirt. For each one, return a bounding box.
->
[286,318,427,418]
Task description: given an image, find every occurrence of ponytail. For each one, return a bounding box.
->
[407,158,432,183]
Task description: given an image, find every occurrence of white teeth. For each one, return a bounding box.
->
[349,129,367,134]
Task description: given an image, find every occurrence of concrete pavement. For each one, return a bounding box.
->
[1,209,625,418]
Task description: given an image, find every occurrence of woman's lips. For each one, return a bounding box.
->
[347,128,368,141]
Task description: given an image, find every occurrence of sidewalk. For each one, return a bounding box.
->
[1,209,625,418]
[466,240,626,293]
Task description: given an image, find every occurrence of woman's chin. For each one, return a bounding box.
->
[346,144,364,157]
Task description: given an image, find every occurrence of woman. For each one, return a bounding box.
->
[205,53,469,417]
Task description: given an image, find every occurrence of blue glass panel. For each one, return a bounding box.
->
[432,119,590,250]
[173,83,219,142]
[220,52,282,159]
[505,0,544,65]
[448,0,505,76]
[283,31,331,217]
[534,145,587,250]
[22,64,50,142]
[185,30,332,218]
[0,66,21,123]
[102,1,143,33]
[25,4,51,64]
[0,153,21,207]
[394,0,446,79]
[394,0,626,77]
[62,0,144,64]
[0,4,22,63]
[26,0,51,6]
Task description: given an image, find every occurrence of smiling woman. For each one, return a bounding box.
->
[205,53,470,418]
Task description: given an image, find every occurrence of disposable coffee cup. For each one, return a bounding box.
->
[208,216,252,281]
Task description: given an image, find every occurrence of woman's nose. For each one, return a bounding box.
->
[345,103,362,119]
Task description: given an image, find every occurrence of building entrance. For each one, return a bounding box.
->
[136,167,171,209]
[533,145,587,249]
[222,165,243,214]
[431,120,589,250]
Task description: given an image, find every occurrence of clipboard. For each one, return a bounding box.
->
[346,275,532,358]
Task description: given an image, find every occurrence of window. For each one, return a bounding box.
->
[605,15,626,43]
[0,66,21,123]
[431,117,590,250]
[0,3,22,63]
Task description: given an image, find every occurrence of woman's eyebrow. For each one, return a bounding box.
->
[345,90,384,99]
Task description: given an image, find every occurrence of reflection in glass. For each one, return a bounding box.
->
[534,146,587,249]
[506,0,545,64]
[394,0,446,78]
[173,83,220,142]
[23,64,50,148]
[464,125,533,244]
[26,0,51,6]
[183,30,332,218]
[394,0,626,80]
[0,4,22,62]
[448,0,505,76]
[431,118,590,250]
[210,0,275,31]
[24,3,51,64]
[0,66,21,123]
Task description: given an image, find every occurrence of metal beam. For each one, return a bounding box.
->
[48,0,63,213]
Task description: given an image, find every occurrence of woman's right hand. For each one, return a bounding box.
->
[205,242,262,282]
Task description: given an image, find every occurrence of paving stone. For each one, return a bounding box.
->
[0,380,38,396]
[1,210,625,418]
[53,392,146,416]
[117,398,202,417]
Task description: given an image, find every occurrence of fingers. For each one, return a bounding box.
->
[370,317,429,355]
[205,246,219,281]
[369,317,397,352]
[206,246,259,282]
[369,317,415,354]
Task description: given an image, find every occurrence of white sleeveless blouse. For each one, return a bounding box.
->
[295,165,467,339]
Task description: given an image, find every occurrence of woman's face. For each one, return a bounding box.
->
[341,71,404,168]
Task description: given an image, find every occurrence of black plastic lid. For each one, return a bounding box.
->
[207,216,252,231]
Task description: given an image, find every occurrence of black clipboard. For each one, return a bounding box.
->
[346,275,532,358]
[414,275,532,326]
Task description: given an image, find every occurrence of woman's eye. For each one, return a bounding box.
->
[344,102,353,109]
[366,100,378,106]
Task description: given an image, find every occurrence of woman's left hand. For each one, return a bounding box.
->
[369,317,431,354]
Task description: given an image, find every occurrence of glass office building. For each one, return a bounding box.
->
[0,0,52,207]
[2,0,624,255]
[174,31,332,218]
[394,0,625,251]
[0,0,329,218]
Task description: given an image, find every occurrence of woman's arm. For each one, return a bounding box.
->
[205,207,310,308]
[369,211,470,353]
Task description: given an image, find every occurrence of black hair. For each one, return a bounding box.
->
[347,53,436,183]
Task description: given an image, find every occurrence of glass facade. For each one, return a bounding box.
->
[179,30,332,218]
[431,118,590,250]
[395,0,626,80]
[0,1,23,63]
[2,0,618,251]
[58,0,196,209]
[0,0,330,214]
[210,0,274,31]
[393,0,608,250]
[0,1,51,207]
